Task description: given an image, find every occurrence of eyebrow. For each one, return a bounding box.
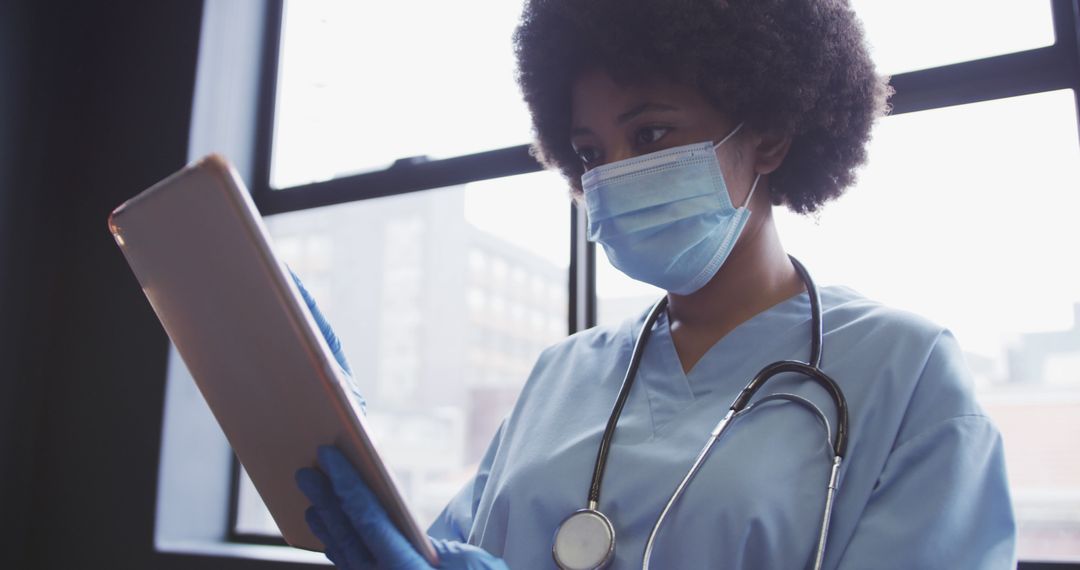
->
[571,102,679,136]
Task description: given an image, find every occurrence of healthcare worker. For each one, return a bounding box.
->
[294,0,1017,567]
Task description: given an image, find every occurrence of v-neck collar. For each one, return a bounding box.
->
[634,290,814,434]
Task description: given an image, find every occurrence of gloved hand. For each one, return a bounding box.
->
[289,269,366,413]
[297,446,509,570]
[289,269,352,376]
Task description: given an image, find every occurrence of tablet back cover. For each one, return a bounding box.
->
[108,155,436,562]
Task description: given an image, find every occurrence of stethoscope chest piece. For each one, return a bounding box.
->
[552,508,615,569]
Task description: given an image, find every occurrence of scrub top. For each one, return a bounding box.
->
[427,285,1017,568]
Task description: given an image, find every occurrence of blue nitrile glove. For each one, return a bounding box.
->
[297,446,509,570]
[289,269,366,413]
[290,269,353,376]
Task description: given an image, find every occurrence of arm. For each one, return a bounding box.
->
[835,332,1016,568]
[835,415,1015,568]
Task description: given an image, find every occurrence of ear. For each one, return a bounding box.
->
[753,131,793,175]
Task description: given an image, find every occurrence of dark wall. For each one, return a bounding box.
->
[0,1,201,567]
[0,0,35,563]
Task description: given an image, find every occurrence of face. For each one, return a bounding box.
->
[569,69,784,210]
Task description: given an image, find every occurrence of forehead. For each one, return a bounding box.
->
[569,68,716,126]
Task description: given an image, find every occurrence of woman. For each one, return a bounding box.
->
[295,0,1017,567]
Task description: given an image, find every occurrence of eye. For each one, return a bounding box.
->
[574,146,601,167]
[635,126,670,146]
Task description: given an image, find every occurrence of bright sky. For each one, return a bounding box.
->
[270,0,1054,188]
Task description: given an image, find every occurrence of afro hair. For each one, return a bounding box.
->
[513,0,893,213]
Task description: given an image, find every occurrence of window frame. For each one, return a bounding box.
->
[231,1,1080,567]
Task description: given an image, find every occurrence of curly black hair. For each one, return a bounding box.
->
[513,0,892,214]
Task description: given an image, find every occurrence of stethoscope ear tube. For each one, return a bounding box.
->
[790,255,823,368]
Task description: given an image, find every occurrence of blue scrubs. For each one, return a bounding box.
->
[428,286,1016,568]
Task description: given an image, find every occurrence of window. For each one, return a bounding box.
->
[270,0,532,188]
[210,0,1080,566]
[237,171,569,535]
[850,0,1054,74]
[773,89,1080,562]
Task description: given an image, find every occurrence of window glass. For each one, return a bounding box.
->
[270,0,1056,189]
[235,170,570,535]
[775,89,1080,562]
[850,0,1054,75]
[594,89,1080,561]
[271,0,531,188]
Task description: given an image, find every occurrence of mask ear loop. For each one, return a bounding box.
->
[712,122,760,209]
[712,122,745,149]
[741,173,762,209]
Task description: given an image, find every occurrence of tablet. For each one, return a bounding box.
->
[108,154,438,564]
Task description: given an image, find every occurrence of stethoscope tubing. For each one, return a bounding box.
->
[643,374,846,569]
[587,294,666,508]
[734,359,849,458]
[567,255,850,570]
[587,256,846,507]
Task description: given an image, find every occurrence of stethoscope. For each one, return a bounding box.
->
[551,256,849,570]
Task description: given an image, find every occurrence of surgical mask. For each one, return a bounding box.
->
[582,123,761,295]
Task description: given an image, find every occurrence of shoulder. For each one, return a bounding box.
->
[819,284,955,377]
[819,285,988,444]
[819,285,945,347]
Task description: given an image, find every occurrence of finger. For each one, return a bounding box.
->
[297,466,342,512]
[305,505,334,548]
[306,455,404,568]
[317,446,429,568]
[304,507,342,565]
[430,538,507,569]
[289,268,353,376]
[297,469,376,568]
[307,506,375,569]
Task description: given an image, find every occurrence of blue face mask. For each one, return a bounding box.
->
[582,123,761,295]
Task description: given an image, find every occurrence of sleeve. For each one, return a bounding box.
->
[426,419,507,542]
[835,416,1016,568]
[835,332,1017,569]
